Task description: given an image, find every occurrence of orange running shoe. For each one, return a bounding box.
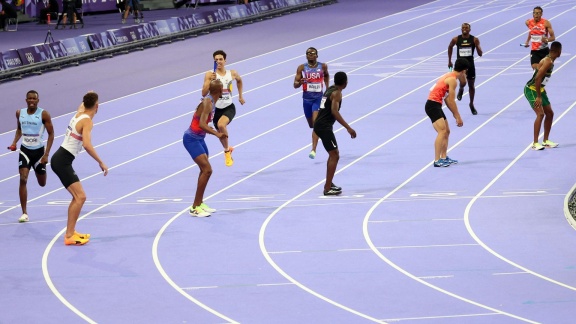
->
[64,233,89,245]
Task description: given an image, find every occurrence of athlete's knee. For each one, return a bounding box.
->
[201,167,213,177]
[329,149,340,160]
[75,192,87,204]
[217,121,228,131]
[19,174,29,185]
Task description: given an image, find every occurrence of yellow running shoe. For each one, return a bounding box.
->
[543,140,559,148]
[224,147,234,167]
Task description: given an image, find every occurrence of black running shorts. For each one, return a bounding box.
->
[51,147,79,189]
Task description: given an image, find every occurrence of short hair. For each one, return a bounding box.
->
[462,23,470,28]
[213,50,227,59]
[26,90,39,98]
[83,92,99,109]
[533,6,543,13]
[454,58,470,72]
[550,41,562,52]
[334,71,347,86]
[306,47,318,55]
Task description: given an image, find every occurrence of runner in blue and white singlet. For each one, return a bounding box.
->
[9,90,55,223]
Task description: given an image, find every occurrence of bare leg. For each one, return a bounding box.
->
[217,116,231,150]
[65,181,87,238]
[311,111,319,153]
[324,149,339,192]
[432,118,449,161]
[542,104,554,142]
[18,168,30,214]
[192,154,212,207]
[533,106,544,143]
[468,78,476,104]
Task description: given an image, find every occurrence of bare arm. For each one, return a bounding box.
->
[444,77,463,127]
[524,20,531,47]
[201,71,215,97]
[293,64,304,89]
[232,69,245,105]
[41,110,55,164]
[448,37,457,68]
[545,20,555,43]
[198,99,224,138]
[10,110,22,149]
[323,63,330,89]
[80,120,108,176]
[475,37,483,56]
[534,59,551,100]
[330,90,356,139]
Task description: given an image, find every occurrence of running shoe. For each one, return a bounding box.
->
[457,88,463,101]
[309,150,316,159]
[74,231,90,239]
[433,159,450,167]
[323,188,342,196]
[543,140,559,148]
[470,103,477,115]
[331,183,342,191]
[444,156,458,164]
[64,233,89,246]
[189,206,211,217]
[18,214,29,223]
[224,147,234,167]
[200,203,216,213]
[532,142,545,150]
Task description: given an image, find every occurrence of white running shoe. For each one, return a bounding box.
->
[19,214,29,223]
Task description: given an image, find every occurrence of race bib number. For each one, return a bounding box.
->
[541,76,550,86]
[307,82,322,92]
[320,97,327,109]
[459,47,472,57]
[22,136,39,145]
[531,35,543,42]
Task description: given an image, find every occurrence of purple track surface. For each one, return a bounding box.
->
[2,0,576,323]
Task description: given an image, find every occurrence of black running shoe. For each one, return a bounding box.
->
[457,88,463,101]
[470,103,477,115]
[323,188,342,196]
[330,183,342,191]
